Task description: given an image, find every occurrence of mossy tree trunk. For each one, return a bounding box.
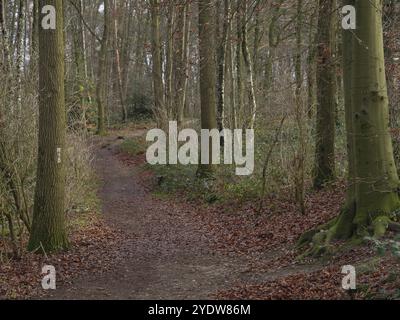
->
[294,0,306,215]
[346,0,400,234]
[314,0,337,188]
[300,0,400,254]
[28,0,69,253]
[335,0,357,240]
[197,0,218,178]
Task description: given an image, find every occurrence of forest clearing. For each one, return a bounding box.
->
[1,0,400,304]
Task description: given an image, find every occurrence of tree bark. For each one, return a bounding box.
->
[241,0,257,129]
[345,0,400,235]
[294,0,306,214]
[197,0,217,178]
[70,0,87,130]
[299,0,400,253]
[96,0,109,135]
[314,0,337,188]
[174,1,190,126]
[28,0,69,253]
[216,0,229,133]
[112,0,127,122]
[150,0,165,126]
[306,3,318,119]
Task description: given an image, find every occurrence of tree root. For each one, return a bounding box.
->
[297,214,400,258]
[298,227,337,258]
[372,216,400,237]
[388,221,400,232]
[296,218,337,249]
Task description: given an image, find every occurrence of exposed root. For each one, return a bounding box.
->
[372,216,391,238]
[296,218,337,249]
[298,227,337,258]
[388,221,400,232]
[298,212,400,258]
[372,216,400,236]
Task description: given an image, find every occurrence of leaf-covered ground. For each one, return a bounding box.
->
[1,132,399,300]
[0,214,130,299]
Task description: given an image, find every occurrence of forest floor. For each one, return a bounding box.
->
[1,127,399,300]
[48,130,327,299]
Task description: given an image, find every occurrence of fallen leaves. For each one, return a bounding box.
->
[0,213,131,299]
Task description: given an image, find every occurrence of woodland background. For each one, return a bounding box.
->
[0,0,400,299]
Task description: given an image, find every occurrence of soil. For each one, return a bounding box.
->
[46,133,322,300]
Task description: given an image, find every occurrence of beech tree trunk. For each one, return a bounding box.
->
[300,0,400,252]
[341,0,400,236]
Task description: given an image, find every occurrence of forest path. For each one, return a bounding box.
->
[47,132,319,300]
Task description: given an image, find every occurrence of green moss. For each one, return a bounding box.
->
[298,193,400,257]
[372,216,391,238]
[119,137,147,156]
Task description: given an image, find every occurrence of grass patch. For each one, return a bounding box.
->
[67,212,98,231]
[148,162,262,204]
[119,137,147,156]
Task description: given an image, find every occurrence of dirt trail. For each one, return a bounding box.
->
[48,133,318,300]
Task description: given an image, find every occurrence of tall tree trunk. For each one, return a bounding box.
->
[112,0,127,122]
[165,1,174,119]
[384,0,399,155]
[235,1,244,129]
[96,0,109,135]
[294,0,305,214]
[314,0,337,188]
[120,0,132,108]
[70,0,87,130]
[28,0,68,253]
[150,0,165,126]
[227,17,237,129]
[299,0,400,253]
[15,0,24,70]
[197,0,217,178]
[306,4,318,119]
[241,0,257,129]
[334,0,356,240]
[0,0,10,73]
[264,0,283,107]
[31,0,39,57]
[174,1,190,126]
[345,0,400,236]
[216,0,229,133]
